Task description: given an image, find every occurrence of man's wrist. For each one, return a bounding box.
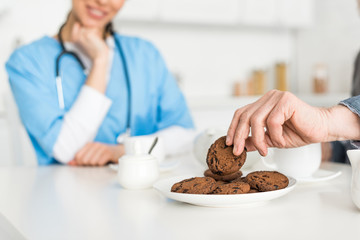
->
[327,105,360,141]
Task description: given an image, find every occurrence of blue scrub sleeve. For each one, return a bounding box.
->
[151,46,194,130]
[6,50,63,161]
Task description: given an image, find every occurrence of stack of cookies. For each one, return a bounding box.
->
[171,136,289,195]
[205,136,246,180]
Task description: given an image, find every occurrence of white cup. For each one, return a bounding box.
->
[117,154,159,190]
[124,136,165,163]
[193,128,226,167]
[261,143,321,179]
[242,151,261,170]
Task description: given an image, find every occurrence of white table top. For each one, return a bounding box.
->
[0,154,359,240]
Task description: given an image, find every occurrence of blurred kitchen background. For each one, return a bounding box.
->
[0,0,358,165]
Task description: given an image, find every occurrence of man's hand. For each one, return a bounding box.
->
[226,90,331,156]
[227,90,360,157]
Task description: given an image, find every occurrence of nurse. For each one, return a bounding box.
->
[5,0,194,166]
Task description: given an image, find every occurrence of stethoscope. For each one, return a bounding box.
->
[55,23,131,132]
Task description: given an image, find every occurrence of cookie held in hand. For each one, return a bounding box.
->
[206,136,246,176]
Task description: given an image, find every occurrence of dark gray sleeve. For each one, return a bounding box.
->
[340,95,360,118]
[352,51,360,96]
[340,96,360,148]
[351,141,360,149]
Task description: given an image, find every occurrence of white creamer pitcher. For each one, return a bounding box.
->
[118,140,159,190]
[346,149,360,210]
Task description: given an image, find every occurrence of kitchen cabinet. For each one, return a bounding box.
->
[278,0,313,27]
[160,0,239,25]
[242,0,313,27]
[241,0,278,26]
[116,0,313,29]
[116,0,161,21]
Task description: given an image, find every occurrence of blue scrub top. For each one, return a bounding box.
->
[5,34,194,165]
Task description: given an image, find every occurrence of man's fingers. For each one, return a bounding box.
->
[266,94,297,148]
[249,121,267,156]
[244,137,257,152]
[233,112,251,155]
[246,92,281,155]
[227,108,245,146]
[228,90,279,152]
[266,109,286,148]
[244,134,275,156]
[229,89,315,153]
[248,106,276,156]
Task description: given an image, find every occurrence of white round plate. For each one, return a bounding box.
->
[153,175,297,208]
[296,169,342,183]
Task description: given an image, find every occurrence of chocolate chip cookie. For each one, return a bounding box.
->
[245,171,289,192]
[212,181,250,194]
[204,169,243,182]
[214,180,226,188]
[248,189,260,193]
[171,177,217,194]
[206,136,247,176]
[231,176,247,183]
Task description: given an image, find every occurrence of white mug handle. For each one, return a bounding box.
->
[261,148,277,170]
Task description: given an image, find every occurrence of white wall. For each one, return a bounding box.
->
[0,0,71,109]
[0,1,294,100]
[117,23,294,97]
[295,0,360,94]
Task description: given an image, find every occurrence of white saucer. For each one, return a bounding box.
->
[108,163,118,172]
[109,158,180,173]
[296,169,342,183]
[158,157,181,172]
[153,175,297,208]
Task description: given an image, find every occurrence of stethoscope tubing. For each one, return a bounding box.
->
[55,23,131,130]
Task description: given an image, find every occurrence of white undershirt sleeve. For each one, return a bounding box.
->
[53,86,112,163]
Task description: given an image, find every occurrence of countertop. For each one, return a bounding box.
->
[0,154,359,240]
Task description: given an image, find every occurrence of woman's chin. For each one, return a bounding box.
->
[79,19,106,29]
